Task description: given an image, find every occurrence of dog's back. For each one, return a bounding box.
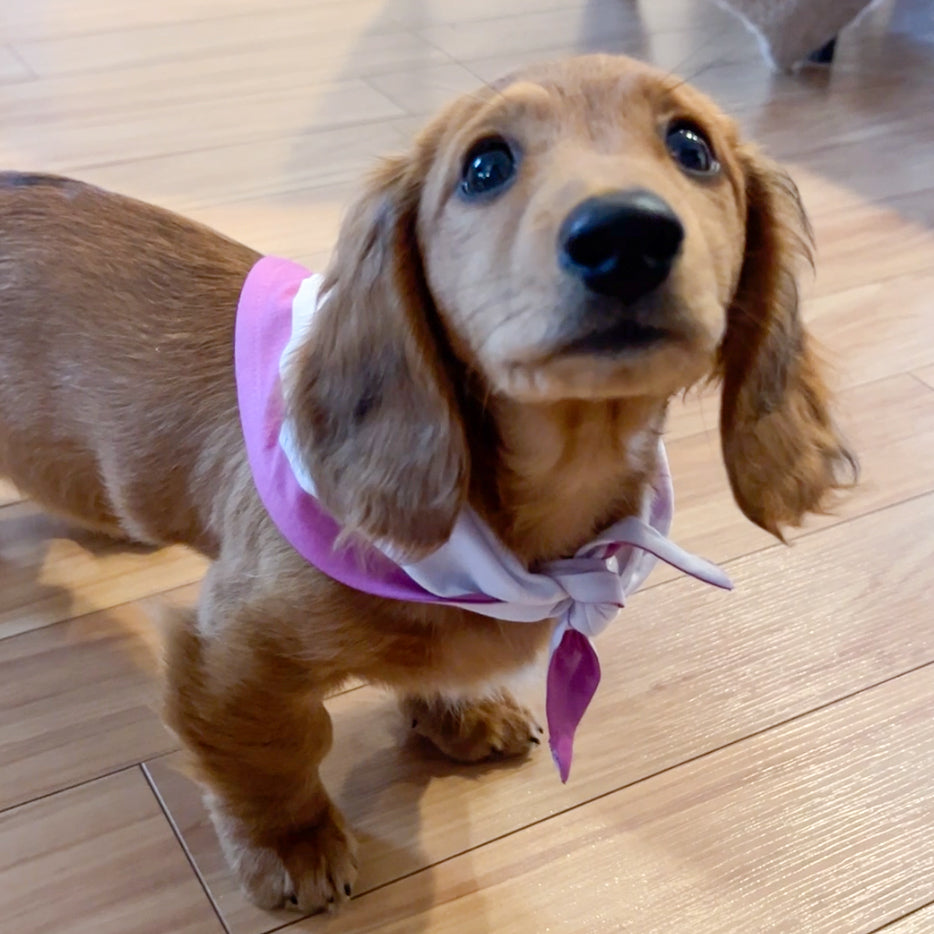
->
[0,172,260,550]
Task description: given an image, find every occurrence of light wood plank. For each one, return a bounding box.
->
[295,666,934,934]
[12,3,411,79]
[810,195,934,299]
[0,504,207,641]
[4,0,608,43]
[184,185,353,265]
[0,586,197,811]
[834,18,934,79]
[3,0,363,42]
[0,34,444,157]
[365,62,488,117]
[0,45,32,84]
[744,76,934,162]
[915,366,934,391]
[663,384,721,442]
[0,76,403,171]
[68,120,410,214]
[0,769,223,933]
[147,491,934,932]
[796,147,934,222]
[882,905,934,933]
[807,269,934,382]
[689,44,933,116]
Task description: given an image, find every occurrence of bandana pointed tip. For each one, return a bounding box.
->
[545,627,602,783]
[551,739,572,784]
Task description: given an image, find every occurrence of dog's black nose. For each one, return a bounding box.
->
[559,190,684,302]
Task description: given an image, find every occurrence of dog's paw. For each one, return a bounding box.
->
[210,798,358,914]
[403,692,543,762]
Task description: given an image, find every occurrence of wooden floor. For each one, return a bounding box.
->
[2,0,934,931]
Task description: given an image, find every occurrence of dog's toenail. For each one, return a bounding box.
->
[288,895,298,906]
[344,883,352,897]
[328,896,335,904]
[411,718,418,728]
[529,735,540,744]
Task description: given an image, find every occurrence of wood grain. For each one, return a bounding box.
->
[292,666,934,934]
[807,269,934,387]
[68,120,411,213]
[12,1,398,77]
[810,198,934,300]
[883,905,934,933]
[0,77,404,171]
[0,586,197,811]
[0,46,31,83]
[0,768,222,933]
[915,366,934,391]
[2,0,370,41]
[146,491,934,932]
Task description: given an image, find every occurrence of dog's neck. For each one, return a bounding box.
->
[469,395,668,566]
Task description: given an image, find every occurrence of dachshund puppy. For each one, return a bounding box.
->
[0,54,854,912]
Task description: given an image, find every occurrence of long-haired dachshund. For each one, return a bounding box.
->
[0,55,854,912]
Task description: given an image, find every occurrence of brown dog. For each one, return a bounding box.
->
[0,55,853,912]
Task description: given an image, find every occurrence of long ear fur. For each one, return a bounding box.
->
[285,155,469,556]
[719,147,857,538]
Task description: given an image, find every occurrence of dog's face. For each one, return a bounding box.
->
[418,57,745,402]
[287,54,855,555]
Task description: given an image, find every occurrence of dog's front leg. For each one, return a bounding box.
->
[163,586,357,913]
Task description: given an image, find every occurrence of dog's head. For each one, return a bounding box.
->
[286,54,855,555]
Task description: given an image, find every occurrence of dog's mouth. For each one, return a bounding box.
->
[497,315,704,401]
[559,317,671,356]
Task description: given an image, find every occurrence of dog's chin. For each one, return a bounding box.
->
[490,339,714,403]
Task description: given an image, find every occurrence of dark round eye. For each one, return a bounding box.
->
[665,122,719,177]
[460,137,517,198]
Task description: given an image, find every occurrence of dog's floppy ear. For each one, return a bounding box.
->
[718,147,857,538]
[285,154,468,557]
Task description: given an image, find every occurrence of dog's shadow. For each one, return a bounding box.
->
[320,693,533,932]
[0,501,163,639]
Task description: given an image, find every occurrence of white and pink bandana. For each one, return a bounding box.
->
[235,256,732,782]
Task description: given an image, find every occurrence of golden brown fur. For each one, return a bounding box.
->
[0,55,854,913]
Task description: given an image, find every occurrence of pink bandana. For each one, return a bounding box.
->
[235,257,732,781]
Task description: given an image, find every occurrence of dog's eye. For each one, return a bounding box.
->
[666,122,720,177]
[460,137,517,198]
